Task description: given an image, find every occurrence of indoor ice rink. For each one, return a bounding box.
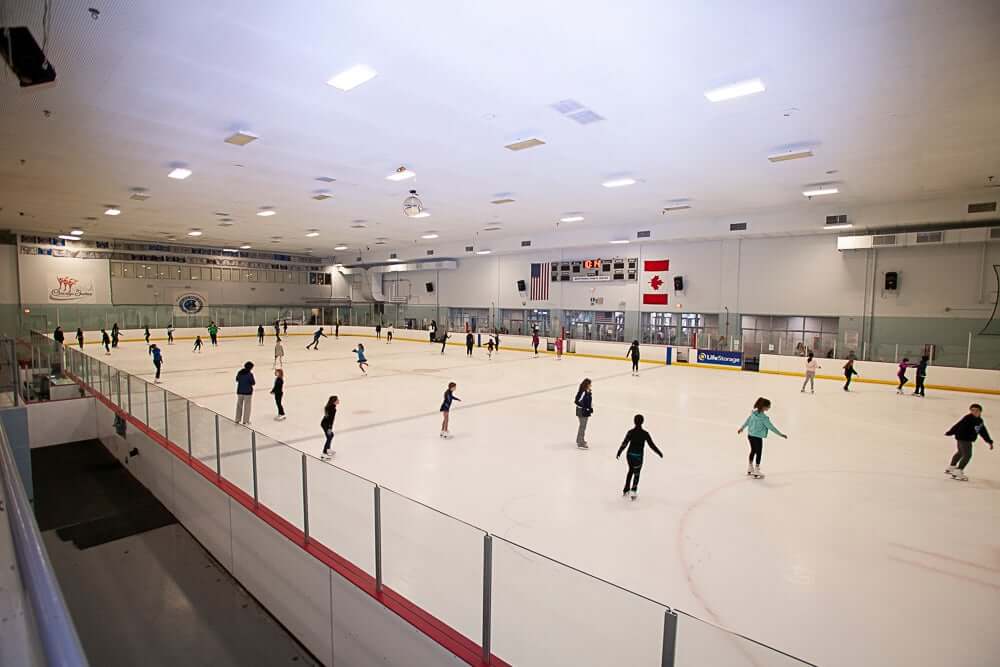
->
[2,2,1000,667]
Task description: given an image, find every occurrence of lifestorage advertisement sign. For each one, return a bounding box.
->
[696,349,742,367]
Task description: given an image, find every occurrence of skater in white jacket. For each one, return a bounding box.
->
[801,352,820,394]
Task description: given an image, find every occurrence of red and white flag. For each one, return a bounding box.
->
[643,258,670,306]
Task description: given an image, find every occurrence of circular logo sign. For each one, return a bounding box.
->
[697,352,706,362]
[177,293,205,314]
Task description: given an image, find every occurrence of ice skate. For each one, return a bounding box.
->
[629,489,637,500]
[945,465,957,475]
[747,463,754,476]
[950,470,968,481]
[751,465,765,479]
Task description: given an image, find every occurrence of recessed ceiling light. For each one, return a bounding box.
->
[768,148,814,163]
[257,207,276,217]
[58,235,79,241]
[306,231,320,237]
[560,215,584,223]
[412,210,431,219]
[83,216,98,221]
[104,207,121,216]
[224,130,259,146]
[315,176,336,183]
[802,186,840,197]
[70,229,84,236]
[217,222,234,227]
[504,137,546,151]
[187,230,203,237]
[387,257,401,262]
[222,248,239,252]
[704,78,765,102]
[483,225,503,232]
[386,166,416,181]
[326,64,378,91]
[475,250,492,255]
[602,177,636,188]
[824,223,853,230]
[312,192,334,201]
[421,233,439,239]
[129,190,151,201]
[491,198,516,205]
[271,239,281,243]
[168,167,192,180]
[334,244,348,251]
[240,244,251,249]
[610,239,630,245]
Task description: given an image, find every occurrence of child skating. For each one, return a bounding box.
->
[270,369,286,421]
[352,343,369,374]
[144,326,151,345]
[76,327,84,349]
[626,339,640,375]
[555,335,564,359]
[320,395,338,459]
[386,324,393,343]
[737,397,788,479]
[439,382,461,438]
[801,352,820,393]
[896,358,913,394]
[466,332,474,357]
[273,338,284,368]
[843,356,859,391]
[616,414,663,500]
[306,327,328,350]
[944,403,994,481]
[439,331,450,355]
[167,324,175,345]
[257,324,265,345]
[101,328,111,355]
[193,335,203,353]
[486,337,495,359]
[913,355,929,397]
[149,343,163,383]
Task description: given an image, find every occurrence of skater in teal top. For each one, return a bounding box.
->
[737,397,787,478]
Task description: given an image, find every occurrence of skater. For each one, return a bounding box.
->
[53,326,65,347]
[273,337,284,368]
[896,358,912,394]
[257,324,265,345]
[320,395,338,459]
[282,319,288,335]
[439,382,461,438]
[101,328,111,355]
[493,331,500,353]
[167,323,175,345]
[150,344,163,383]
[913,355,929,397]
[626,339,640,375]
[270,369,286,420]
[486,337,495,359]
[737,397,787,478]
[352,343,369,374]
[306,327,328,350]
[801,352,820,393]
[111,323,120,348]
[440,331,450,355]
[843,356,859,391]
[944,403,994,481]
[532,331,540,356]
[375,322,382,340]
[386,324,393,343]
[616,414,663,500]
[208,321,219,347]
[144,326,150,345]
[234,362,255,425]
[273,320,280,337]
[555,335,564,359]
[75,327,84,349]
[466,332,474,357]
[193,335,203,353]
[429,320,438,344]
[574,378,593,449]
[334,320,340,339]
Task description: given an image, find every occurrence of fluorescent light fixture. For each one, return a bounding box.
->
[222,248,239,252]
[167,167,192,180]
[104,207,121,216]
[327,64,378,91]
[412,210,431,218]
[768,148,814,163]
[187,230,203,237]
[825,223,853,230]
[504,137,546,151]
[387,257,401,262]
[662,203,692,213]
[704,78,766,102]
[802,187,839,197]
[602,177,636,188]
[334,245,348,251]
[257,208,276,217]
[475,250,492,255]
[560,215,584,223]
[491,198,515,205]
[610,239,630,245]
[386,167,416,182]
[306,231,320,237]
[70,229,84,236]
[129,191,151,201]
[58,235,78,241]
[224,130,258,146]
[239,244,252,249]
[421,233,439,239]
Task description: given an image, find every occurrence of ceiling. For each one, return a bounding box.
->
[1,0,999,258]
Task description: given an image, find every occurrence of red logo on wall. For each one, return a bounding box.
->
[649,275,663,291]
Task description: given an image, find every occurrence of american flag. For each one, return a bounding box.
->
[595,311,615,324]
[530,262,549,300]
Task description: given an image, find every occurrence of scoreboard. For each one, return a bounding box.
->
[550,257,638,282]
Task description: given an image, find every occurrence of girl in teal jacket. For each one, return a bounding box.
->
[737,397,788,478]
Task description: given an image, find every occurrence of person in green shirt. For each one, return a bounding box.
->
[208,322,219,347]
[737,397,788,479]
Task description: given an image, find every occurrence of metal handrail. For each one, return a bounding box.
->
[0,421,89,667]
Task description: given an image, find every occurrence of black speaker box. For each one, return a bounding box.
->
[884,272,898,291]
[516,279,527,292]
[0,27,57,87]
[425,282,435,293]
[673,276,684,291]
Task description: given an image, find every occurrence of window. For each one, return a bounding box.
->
[245,270,257,282]
[264,270,274,283]
[285,271,295,284]
[212,268,222,282]
[110,262,122,278]
[189,266,200,280]
[157,264,170,280]
[135,264,146,279]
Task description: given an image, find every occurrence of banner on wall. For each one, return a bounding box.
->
[173,292,208,317]
[642,258,671,308]
[47,274,97,303]
[696,349,742,367]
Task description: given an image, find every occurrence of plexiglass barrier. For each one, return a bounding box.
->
[58,342,816,666]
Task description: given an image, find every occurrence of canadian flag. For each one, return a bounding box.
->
[643,259,669,305]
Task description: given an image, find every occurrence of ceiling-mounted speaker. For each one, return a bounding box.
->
[425,282,434,293]
[0,27,57,87]
[884,271,898,291]
[673,276,684,291]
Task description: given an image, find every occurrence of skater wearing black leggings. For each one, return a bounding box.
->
[440,331,450,355]
[843,357,859,391]
[737,397,787,478]
[896,359,913,394]
[257,325,265,345]
[944,403,993,481]
[101,328,111,355]
[466,332,474,356]
[144,326,151,345]
[626,340,640,376]
[321,395,338,459]
[913,355,929,397]
[616,414,662,499]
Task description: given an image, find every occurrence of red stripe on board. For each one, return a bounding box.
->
[644,259,669,272]
[643,293,669,305]
[67,371,510,667]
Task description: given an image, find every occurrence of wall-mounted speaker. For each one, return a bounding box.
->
[884,271,898,291]
[0,27,57,87]
[516,279,527,292]
[673,276,684,291]
[425,282,435,293]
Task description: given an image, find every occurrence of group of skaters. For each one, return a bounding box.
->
[799,349,930,396]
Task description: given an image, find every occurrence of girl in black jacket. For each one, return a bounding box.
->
[321,396,339,459]
[945,403,994,481]
[574,378,593,449]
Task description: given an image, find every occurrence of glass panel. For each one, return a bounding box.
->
[121,263,133,278]
[188,402,218,469]
[110,262,122,278]
[492,536,667,666]
[165,391,189,451]
[675,611,809,666]
[129,374,146,420]
[306,458,376,575]
[254,438,303,529]
[147,383,167,436]
[381,489,484,643]
[113,371,125,410]
[218,417,253,495]
[189,266,201,280]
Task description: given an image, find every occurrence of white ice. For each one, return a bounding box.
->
[74,330,1000,666]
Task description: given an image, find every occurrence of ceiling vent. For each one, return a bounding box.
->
[730,222,748,231]
[504,137,546,151]
[968,202,997,214]
[826,214,848,226]
[636,230,651,238]
[568,109,604,125]
[426,249,434,256]
[550,99,605,125]
[224,130,258,146]
[491,198,515,205]
[483,225,502,232]
[521,240,531,247]
[465,246,474,252]
[315,176,336,183]
[915,231,944,244]
[662,202,692,213]
[312,192,333,201]
[873,234,897,246]
[767,148,814,163]
[129,190,151,201]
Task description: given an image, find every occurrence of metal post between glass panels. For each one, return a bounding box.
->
[214,414,221,476]
[301,454,309,543]
[374,486,383,592]
[186,401,192,458]
[661,610,678,667]
[116,372,123,407]
[144,381,149,424]
[481,534,493,664]
[163,394,169,440]
[126,375,132,415]
[251,431,258,507]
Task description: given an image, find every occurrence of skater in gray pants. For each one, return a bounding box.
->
[234,362,255,425]
[574,378,593,448]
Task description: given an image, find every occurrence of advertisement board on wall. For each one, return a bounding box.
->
[18,253,113,305]
[696,349,743,367]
